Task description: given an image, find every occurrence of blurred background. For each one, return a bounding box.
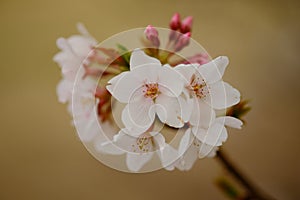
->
[1,0,299,199]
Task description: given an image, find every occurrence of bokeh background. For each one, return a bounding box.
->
[1,0,299,199]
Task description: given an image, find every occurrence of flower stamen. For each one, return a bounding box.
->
[188,74,209,98]
[131,135,154,153]
[143,83,160,100]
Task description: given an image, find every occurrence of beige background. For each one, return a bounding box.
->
[1,0,299,199]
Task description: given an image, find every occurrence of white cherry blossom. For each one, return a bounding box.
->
[175,128,219,171]
[98,129,177,172]
[175,56,240,110]
[107,49,186,135]
[72,77,99,142]
[53,23,97,81]
[175,115,243,171]
[54,23,97,104]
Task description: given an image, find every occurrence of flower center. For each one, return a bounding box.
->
[188,74,209,98]
[143,83,160,100]
[131,135,154,153]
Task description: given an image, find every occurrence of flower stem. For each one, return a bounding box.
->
[216,149,275,200]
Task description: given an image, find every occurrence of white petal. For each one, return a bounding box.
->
[198,56,228,84]
[180,96,194,123]
[158,65,184,97]
[130,49,161,70]
[159,144,178,171]
[97,140,124,155]
[155,95,192,124]
[126,151,154,172]
[122,100,156,136]
[110,130,155,172]
[174,64,198,99]
[215,116,243,129]
[155,94,185,128]
[198,143,219,158]
[75,116,98,142]
[106,71,127,95]
[151,132,166,149]
[53,50,82,80]
[193,122,227,146]
[149,132,178,171]
[205,81,240,109]
[131,64,161,83]
[178,128,193,157]
[178,146,198,171]
[106,72,142,103]
[189,99,216,128]
[67,35,96,56]
[108,130,155,154]
[176,131,199,171]
[56,79,73,103]
[56,37,69,51]
[174,64,198,84]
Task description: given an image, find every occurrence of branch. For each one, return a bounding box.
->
[216,149,275,200]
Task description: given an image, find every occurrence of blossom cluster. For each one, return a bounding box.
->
[54,13,244,172]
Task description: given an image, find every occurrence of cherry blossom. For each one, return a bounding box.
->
[175,56,240,110]
[107,49,187,135]
[53,23,97,81]
[54,23,97,104]
[175,116,242,171]
[99,129,177,172]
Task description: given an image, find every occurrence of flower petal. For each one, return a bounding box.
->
[97,140,124,155]
[106,71,127,95]
[122,99,156,136]
[178,128,193,156]
[75,116,98,142]
[215,116,243,129]
[150,132,166,149]
[113,130,150,152]
[198,56,228,84]
[106,72,142,103]
[109,131,155,172]
[126,151,154,172]
[67,35,96,56]
[189,99,216,128]
[204,81,240,109]
[158,65,184,97]
[56,79,73,103]
[174,64,198,84]
[198,143,219,158]
[155,94,185,128]
[152,133,178,171]
[158,144,178,171]
[176,129,198,171]
[131,64,161,83]
[193,122,227,146]
[130,49,161,70]
[107,64,163,104]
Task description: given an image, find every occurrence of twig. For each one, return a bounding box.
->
[216,149,275,200]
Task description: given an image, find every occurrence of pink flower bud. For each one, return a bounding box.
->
[180,16,193,33]
[168,30,180,42]
[174,32,191,52]
[169,13,181,30]
[144,25,160,48]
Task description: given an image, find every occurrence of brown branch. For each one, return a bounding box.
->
[216,149,275,200]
